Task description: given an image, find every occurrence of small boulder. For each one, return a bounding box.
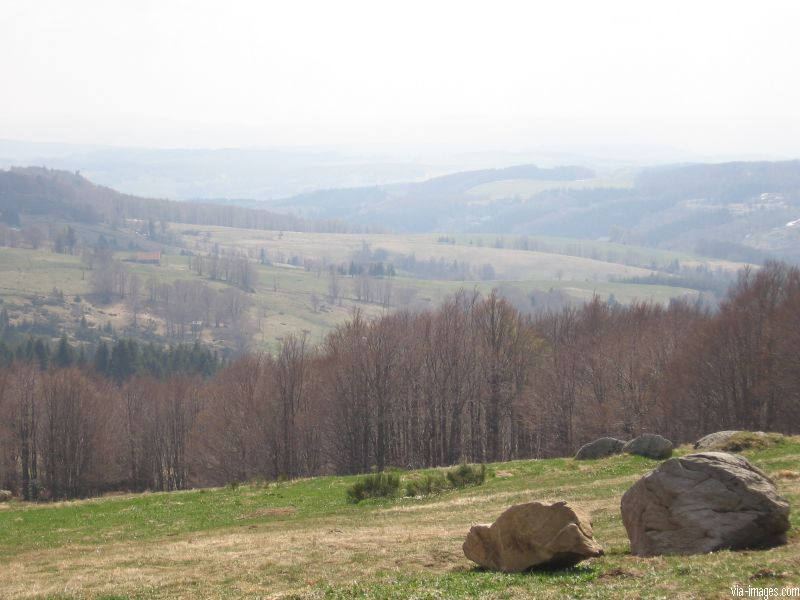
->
[463,501,603,572]
[695,431,783,452]
[621,452,790,556]
[694,430,743,449]
[0,490,12,502]
[575,437,626,460]
[623,433,673,459]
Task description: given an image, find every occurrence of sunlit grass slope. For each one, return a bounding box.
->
[1,439,798,599]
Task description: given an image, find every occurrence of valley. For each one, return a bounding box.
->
[0,220,736,354]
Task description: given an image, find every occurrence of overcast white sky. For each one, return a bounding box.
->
[1,0,799,156]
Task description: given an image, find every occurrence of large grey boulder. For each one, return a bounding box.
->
[0,490,11,502]
[621,452,790,556]
[463,501,604,572]
[694,431,743,449]
[623,433,673,459]
[575,437,626,460]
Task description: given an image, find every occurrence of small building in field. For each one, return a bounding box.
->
[130,251,161,265]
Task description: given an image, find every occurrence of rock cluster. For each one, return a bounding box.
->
[574,433,674,461]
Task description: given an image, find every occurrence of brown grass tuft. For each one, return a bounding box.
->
[598,567,642,580]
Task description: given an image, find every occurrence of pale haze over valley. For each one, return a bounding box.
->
[1,0,799,156]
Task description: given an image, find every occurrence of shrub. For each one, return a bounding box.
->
[346,472,401,504]
[405,472,448,497]
[405,464,487,497]
[446,463,487,488]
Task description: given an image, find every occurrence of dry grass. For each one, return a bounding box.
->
[0,471,633,599]
[1,448,798,599]
[2,505,482,598]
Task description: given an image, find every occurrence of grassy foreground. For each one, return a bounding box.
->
[0,441,798,599]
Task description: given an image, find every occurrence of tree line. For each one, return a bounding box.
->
[1,261,798,500]
[0,336,221,380]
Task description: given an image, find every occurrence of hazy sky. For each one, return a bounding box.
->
[2,0,799,156]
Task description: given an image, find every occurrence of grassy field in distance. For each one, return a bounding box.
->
[465,176,634,202]
[185,225,744,280]
[0,221,748,352]
[446,233,751,274]
[247,268,701,351]
[0,439,797,599]
[0,247,89,300]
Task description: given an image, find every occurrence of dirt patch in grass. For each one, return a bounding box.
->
[750,567,792,580]
[597,567,642,580]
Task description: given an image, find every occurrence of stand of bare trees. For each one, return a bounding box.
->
[0,367,118,499]
[191,252,258,291]
[665,263,800,440]
[1,262,798,500]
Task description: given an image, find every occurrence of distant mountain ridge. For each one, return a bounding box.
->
[0,166,374,234]
[406,164,594,193]
[268,160,800,262]
[272,164,595,230]
[2,160,799,263]
[0,138,704,201]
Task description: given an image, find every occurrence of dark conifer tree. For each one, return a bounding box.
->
[33,339,49,371]
[94,341,110,375]
[54,335,75,368]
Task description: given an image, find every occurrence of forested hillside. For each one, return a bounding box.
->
[273,161,800,262]
[1,262,797,500]
[0,167,380,234]
[272,164,596,231]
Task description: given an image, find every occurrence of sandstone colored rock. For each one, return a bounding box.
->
[621,452,790,556]
[0,490,11,502]
[575,437,626,460]
[623,433,673,459]
[463,501,603,572]
[693,430,743,449]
